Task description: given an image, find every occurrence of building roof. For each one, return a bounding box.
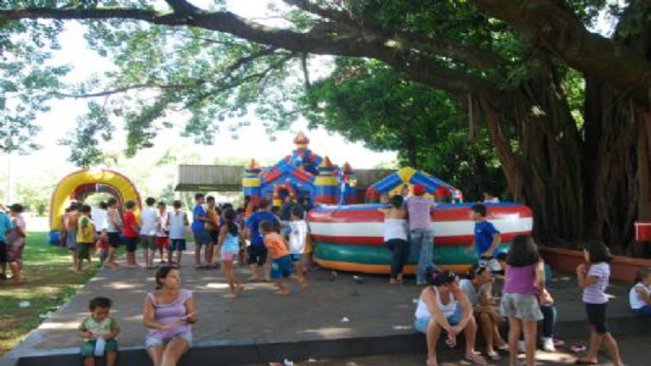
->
[175,164,394,192]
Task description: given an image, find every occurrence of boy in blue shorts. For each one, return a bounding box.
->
[466,204,502,272]
[78,296,119,366]
[261,220,307,295]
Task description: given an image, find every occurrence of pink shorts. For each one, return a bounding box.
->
[221,250,239,261]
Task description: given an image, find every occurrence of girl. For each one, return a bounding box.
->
[217,208,244,298]
[378,195,409,284]
[414,270,486,366]
[499,234,545,366]
[575,241,623,366]
[459,264,508,361]
[7,204,26,285]
[143,266,196,366]
[629,268,651,316]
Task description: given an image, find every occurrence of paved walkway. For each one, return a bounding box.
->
[6,241,643,363]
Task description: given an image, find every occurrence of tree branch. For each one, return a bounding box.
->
[472,0,651,105]
[0,5,499,98]
[50,82,197,98]
[164,0,201,15]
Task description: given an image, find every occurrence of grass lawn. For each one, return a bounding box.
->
[0,231,96,355]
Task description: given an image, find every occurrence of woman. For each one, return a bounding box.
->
[7,204,26,285]
[459,264,508,360]
[378,195,409,284]
[500,235,545,366]
[414,270,487,366]
[143,266,197,366]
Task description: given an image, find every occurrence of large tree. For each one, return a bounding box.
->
[1,0,650,251]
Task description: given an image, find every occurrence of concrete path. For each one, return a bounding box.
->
[5,241,649,365]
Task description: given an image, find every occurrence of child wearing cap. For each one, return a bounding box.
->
[406,184,437,285]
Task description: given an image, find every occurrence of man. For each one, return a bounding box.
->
[243,199,279,282]
[191,193,211,269]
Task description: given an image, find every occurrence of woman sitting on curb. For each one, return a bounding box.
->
[414,270,487,366]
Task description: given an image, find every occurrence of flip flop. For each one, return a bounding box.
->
[486,351,500,361]
[571,344,587,353]
[465,353,487,365]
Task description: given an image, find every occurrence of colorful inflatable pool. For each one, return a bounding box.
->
[307,203,533,274]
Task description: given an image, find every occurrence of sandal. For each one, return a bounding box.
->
[465,353,487,365]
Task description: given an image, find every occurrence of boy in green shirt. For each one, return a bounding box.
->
[78,296,119,366]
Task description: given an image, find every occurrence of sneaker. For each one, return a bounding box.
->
[518,340,525,353]
[542,337,556,352]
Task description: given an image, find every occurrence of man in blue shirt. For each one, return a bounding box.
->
[467,204,501,272]
[244,199,279,282]
[0,207,14,280]
[192,193,211,269]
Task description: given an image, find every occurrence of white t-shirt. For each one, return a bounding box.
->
[289,220,308,254]
[168,210,187,240]
[156,210,169,238]
[458,279,491,306]
[582,262,610,304]
[140,207,157,236]
[92,209,108,232]
[629,282,651,310]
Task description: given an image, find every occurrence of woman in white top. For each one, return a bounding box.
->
[378,195,408,284]
[414,270,486,366]
[630,268,651,316]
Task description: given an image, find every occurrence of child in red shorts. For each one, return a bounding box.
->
[156,202,170,265]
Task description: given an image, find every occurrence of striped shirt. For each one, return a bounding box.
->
[582,262,610,304]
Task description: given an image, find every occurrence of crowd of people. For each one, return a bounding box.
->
[3,186,651,366]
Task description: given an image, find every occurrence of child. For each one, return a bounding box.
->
[288,206,309,278]
[260,220,307,295]
[76,205,96,273]
[191,193,211,269]
[95,233,109,268]
[244,199,278,282]
[140,197,158,269]
[378,195,409,284]
[575,241,623,366]
[206,196,222,269]
[218,208,244,298]
[155,201,170,264]
[629,268,651,316]
[78,296,119,366]
[105,198,122,268]
[122,200,140,268]
[66,202,81,271]
[467,204,502,273]
[499,234,544,366]
[168,200,189,266]
[405,184,437,285]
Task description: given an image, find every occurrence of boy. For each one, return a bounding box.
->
[66,202,81,271]
[122,200,140,268]
[206,196,221,268]
[192,193,211,269]
[76,205,96,273]
[106,198,122,268]
[467,204,502,272]
[288,206,308,277]
[78,296,119,366]
[155,201,170,264]
[260,220,307,295]
[244,199,279,282]
[168,200,189,265]
[140,197,158,269]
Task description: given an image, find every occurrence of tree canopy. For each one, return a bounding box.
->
[1,0,651,249]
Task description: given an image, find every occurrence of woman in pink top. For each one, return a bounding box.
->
[499,235,545,366]
[143,266,197,366]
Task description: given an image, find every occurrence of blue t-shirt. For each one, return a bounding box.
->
[191,204,206,233]
[0,212,13,242]
[474,220,499,255]
[245,211,278,247]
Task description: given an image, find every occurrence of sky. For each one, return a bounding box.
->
[0,1,397,201]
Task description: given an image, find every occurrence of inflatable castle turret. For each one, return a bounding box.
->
[315,156,337,204]
[243,159,262,207]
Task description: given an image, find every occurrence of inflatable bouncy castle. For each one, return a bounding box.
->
[243,132,533,274]
[242,132,356,208]
[49,169,142,244]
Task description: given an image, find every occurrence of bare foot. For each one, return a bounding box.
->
[222,292,238,299]
[274,290,291,296]
[426,357,438,366]
[236,285,244,294]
